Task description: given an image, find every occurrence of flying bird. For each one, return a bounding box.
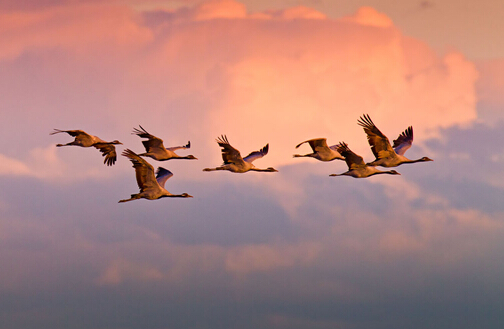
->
[329,142,400,178]
[50,129,122,166]
[203,135,278,173]
[293,138,344,161]
[119,149,193,203]
[132,125,197,161]
[357,114,433,167]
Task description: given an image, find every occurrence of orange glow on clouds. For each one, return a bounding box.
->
[0,0,479,172]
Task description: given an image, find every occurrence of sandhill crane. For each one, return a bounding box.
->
[119,149,193,202]
[132,125,197,161]
[293,138,344,161]
[358,114,433,167]
[203,135,278,173]
[50,129,122,166]
[329,142,400,178]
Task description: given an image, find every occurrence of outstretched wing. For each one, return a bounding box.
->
[93,143,117,166]
[243,144,269,163]
[50,129,89,137]
[155,167,173,188]
[357,114,395,159]
[122,149,157,192]
[216,135,243,165]
[337,142,366,170]
[166,141,190,152]
[392,126,413,156]
[295,138,327,151]
[132,125,166,153]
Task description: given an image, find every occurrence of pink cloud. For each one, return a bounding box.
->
[339,6,393,27]
[476,58,504,124]
[0,3,152,60]
[192,0,247,21]
[0,0,478,174]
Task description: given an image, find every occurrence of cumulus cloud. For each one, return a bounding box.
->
[476,59,504,124]
[0,0,478,175]
[0,2,500,328]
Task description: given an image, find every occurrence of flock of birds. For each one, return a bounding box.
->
[51,114,433,202]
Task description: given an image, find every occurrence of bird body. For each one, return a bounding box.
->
[357,114,433,167]
[293,138,344,161]
[203,135,278,173]
[119,149,192,202]
[50,129,122,166]
[132,125,197,161]
[329,142,400,178]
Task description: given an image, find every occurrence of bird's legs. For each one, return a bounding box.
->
[118,194,141,203]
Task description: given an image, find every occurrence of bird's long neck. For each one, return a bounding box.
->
[173,155,196,159]
[250,167,277,172]
[370,170,397,176]
[404,157,429,164]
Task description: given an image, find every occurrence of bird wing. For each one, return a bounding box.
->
[337,142,366,170]
[93,143,118,166]
[155,167,173,189]
[392,126,413,156]
[295,138,327,151]
[357,114,395,159]
[50,129,89,137]
[122,149,158,192]
[216,135,243,165]
[328,144,340,152]
[243,144,269,163]
[166,141,191,152]
[132,126,166,153]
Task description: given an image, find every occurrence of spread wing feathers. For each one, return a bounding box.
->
[337,142,366,170]
[243,144,269,163]
[392,126,413,156]
[166,141,190,152]
[50,129,89,137]
[216,135,243,165]
[132,126,165,151]
[94,143,117,166]
[295,138,328,151]
[155,167,173,188]
[357,114,395,159]
[122,149,158,192]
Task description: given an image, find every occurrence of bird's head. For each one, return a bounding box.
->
[265,167,278,172]
[389,170,401,175]
[421,156,433,162]
[112,140,123,145]
[181,193,193,198]
[186,155,198,160]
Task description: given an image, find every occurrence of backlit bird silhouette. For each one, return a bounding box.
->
[357,114,433,167]
[119,149,193,202]
[50,129,122,166]
[329,142,400,178]
[293,138,344,161]
[203,135,278,173]
[132,125,197,161]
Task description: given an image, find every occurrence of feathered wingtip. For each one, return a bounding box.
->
[216,135,230,146]
[122,148,137,158]
[259,143,269,156]
[393,126,413,147]
[132,125,150,137]
[335,141,350,154]
[357,113,375,129]
[50,129,65,135]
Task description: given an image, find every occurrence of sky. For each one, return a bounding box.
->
[1,0,503,328]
